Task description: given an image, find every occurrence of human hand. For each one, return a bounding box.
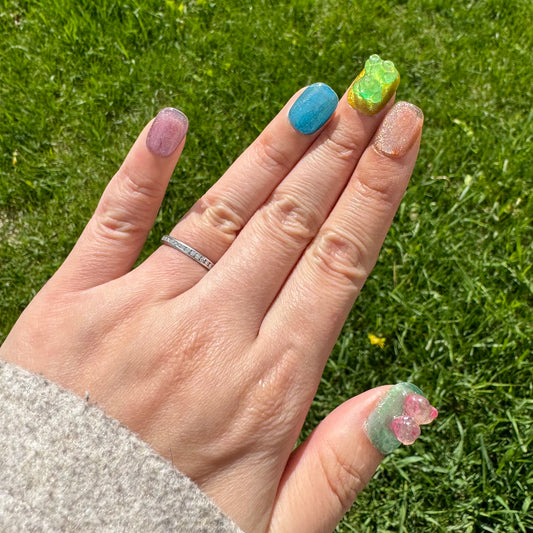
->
[1,59,433,532]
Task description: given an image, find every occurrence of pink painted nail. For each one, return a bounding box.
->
[146,107,189,157]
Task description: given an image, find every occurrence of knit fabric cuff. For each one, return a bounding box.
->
[0,358,243,533]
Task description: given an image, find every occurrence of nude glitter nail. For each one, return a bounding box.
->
[373,101,424,158]
[146,107,189,157]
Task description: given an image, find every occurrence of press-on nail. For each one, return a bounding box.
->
[347,54,400,115]
[288,83,339,134]
[146,107,189,157]
[365,382,437,454]
[373,101,423,158]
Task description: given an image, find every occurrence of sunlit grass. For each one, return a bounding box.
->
[1,1,532,531]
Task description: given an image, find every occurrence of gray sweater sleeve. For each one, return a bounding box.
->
[0,359,244,533]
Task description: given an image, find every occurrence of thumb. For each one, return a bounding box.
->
[268,384,438,533]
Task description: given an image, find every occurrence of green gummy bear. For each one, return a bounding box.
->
[348,54,400,115]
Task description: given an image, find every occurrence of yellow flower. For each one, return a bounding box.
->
[12,150,18,165]
[368,333,386,349]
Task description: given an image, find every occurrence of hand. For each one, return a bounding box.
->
[0,80,423,532]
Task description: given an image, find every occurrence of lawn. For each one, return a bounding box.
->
[1,0,532,531]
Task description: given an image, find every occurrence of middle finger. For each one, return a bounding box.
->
[207,57,398,322]
[134,85,336,296]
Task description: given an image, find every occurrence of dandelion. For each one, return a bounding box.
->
[368,333,386,349]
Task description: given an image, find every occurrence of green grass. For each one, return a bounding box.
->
[1,0,532,531]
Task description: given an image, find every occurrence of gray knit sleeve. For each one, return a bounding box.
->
[0,359,244,533]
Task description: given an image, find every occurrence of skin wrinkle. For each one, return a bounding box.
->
[317,438,364,513]
[302,98,395,187]
[195,195,247,241]
[261,190,322,246]
[248,351,304,436]
[311,227,369,288]
[254,132,297,176]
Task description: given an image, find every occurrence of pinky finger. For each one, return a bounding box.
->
[268,385,438,533]
[55,108,188,291]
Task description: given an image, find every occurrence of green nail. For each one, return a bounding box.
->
[347,54,400,115]
[366,382,429,454]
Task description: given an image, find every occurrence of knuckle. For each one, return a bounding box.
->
[93,164,160,242]
[318,439,365,512]
[253,133,293,175]
[195,195,246,244]
[245,346,305,439]
[93,202,140,241]
[356,161,401,209]
[323,131,361,163]
[311,228,368,288]
[263,191,320,245]
[118,161,161,201]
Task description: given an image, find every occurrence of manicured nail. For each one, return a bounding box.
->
[288,83,339,134]
[347,54,400,115]
[146,107,189,157]
[373,101,424,158]
[365,383,438,454]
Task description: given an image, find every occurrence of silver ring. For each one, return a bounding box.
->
[161,235,215,270]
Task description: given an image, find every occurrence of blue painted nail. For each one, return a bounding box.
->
[288,83,338,135]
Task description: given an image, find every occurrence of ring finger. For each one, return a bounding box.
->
[134,84,338,295]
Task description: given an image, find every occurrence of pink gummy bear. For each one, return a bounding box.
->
[403,394,438,425]
[390,416,421,445]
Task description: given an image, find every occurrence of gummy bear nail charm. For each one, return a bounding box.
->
[403,392,439,425]
[348,54,400,115]
[366,383,438,454]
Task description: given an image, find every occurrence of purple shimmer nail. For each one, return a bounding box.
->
[146,107,189,157]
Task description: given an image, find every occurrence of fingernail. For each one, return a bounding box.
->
[365,382,438,454]
[146,107,189,157]
[373,101,424,158]
[347,54,400,115]
[288,83,339,134]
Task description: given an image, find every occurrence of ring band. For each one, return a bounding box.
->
[161,235,215,270]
